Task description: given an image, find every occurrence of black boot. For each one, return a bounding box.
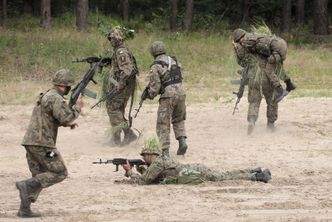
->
[284,79,296,92]
[255,169,272,183]
[274,85,288,103]
[247,116,256,136]
[16,178,42,218]
[176,136,188,155]
[122,128,137,146]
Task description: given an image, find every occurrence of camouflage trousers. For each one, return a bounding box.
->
[24,145,68,202]
[157,95,186,153]
[182,164,256,182]
[106,85,134,140]
[247,70,278,123]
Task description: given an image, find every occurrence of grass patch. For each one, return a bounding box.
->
[0,16,332,105]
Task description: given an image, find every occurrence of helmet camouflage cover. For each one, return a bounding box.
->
[233,28,247,42]
[140,137,161,156]
[150,41,166,57]
[52,69,75,86]
[107,27,124,42]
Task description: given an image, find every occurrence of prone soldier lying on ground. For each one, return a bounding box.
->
[121,138,272,185]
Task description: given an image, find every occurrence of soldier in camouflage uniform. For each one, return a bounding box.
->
[232,29,296,134]
[233,28,296,103]
[17,69,83,218]
[145,41,187,156]
[122,143,271,185]
[105,27,138,146]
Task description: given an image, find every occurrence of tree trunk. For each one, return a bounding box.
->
[2,0,7,29]
[296,0,305,26]
[40,0,51,29]
[76,0,89,31]
[242,0,251,23]
[281,0,291,33]
[24,0,33,15]
[170,0,178,32]
[313,0,329,35]
[122,0,129,22]
[183,0,193,31]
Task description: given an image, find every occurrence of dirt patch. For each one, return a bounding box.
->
[0,97,332,221]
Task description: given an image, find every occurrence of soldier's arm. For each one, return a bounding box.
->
[116,48,133,87]
[126,160,163,185]
[51,96,81,126]
[147,64,162,99]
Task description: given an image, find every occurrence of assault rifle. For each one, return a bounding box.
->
[90,77,119,109]
[92,158,145,171]
[232,65,249,115]
[69,57,111,107]
[134,87,149,118]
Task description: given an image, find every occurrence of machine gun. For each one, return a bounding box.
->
[232,65,249,115]
[72,56,112,66]
[134,87,149,118]
[92,158,145,171]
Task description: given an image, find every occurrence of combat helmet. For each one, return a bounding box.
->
[107,27,124,43]
[150,41,166,57]
[140,137,161,156]
[52,69,75,86]
[233,28,247,42]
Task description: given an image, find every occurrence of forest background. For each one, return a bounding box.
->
[0,0,331,105]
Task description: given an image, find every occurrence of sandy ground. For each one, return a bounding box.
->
[0,97,332,222]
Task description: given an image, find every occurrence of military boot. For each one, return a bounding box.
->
[255,169,272,183]
[284,79,296,92]
[176,136,188,155]
[274,85,288,103]
[16,178,42,218]
[122,128,138,146]
[247,116,256,135]
[267,121,276,132]
[110,131,121,146]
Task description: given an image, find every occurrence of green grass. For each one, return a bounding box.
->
[0,15,332,105]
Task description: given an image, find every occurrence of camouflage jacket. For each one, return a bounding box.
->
[111,43,136,87]
[148,54,185,99]
[126,155,183,185]
[22,87,81,148]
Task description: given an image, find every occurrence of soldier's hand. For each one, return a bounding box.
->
[117,81,125,92]
[122,160,132,172]
[76,94,84,109]
[69,123,79,130]
[135,165,145,174]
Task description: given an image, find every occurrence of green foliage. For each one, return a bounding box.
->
[144,137,160,150]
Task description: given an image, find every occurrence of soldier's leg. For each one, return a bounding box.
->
[106,99,126,146]
[265,62,288,102]
[28,146,68,188]
[262,80,278,130]
[172,95,187,155]
[25,148,44,203]
[157,98,172,156]
[17,146,68,217]
[247,86,262,135]
[187,164,261,182]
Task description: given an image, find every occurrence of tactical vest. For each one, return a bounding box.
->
[150,56,182,89]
